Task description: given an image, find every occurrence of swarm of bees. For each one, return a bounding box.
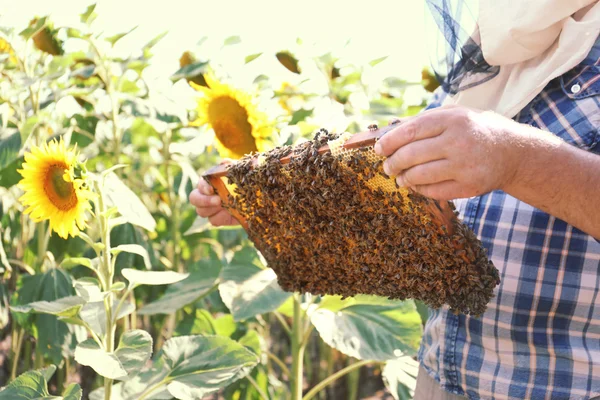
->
[211,129,500,316]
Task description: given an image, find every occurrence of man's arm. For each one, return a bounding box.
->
[374,105,600,240]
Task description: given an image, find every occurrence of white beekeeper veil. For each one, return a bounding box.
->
[426,0,600,118]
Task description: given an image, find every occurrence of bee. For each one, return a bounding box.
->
[368,123,378,131]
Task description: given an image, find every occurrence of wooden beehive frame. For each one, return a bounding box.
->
[203,125,457,235]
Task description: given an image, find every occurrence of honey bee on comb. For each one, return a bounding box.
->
[204,126,500,316]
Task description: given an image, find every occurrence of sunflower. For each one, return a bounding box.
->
[190,73,275,159]
[18,139,93,239]
[0,37,17,64]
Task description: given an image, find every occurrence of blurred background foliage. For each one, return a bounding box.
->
[0,2,439,399]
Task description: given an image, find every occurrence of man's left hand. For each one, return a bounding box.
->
[374,105,526,201]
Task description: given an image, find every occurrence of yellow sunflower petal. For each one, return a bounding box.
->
[18,139,93,239]
[190,73,275,159]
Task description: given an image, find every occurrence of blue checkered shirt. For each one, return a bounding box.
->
[418,37,600,399]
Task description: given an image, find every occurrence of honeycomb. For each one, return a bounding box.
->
[207,128,500,315]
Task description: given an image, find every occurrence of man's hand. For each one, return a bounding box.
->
[374,106,530,201]
[189,179,239,226]
[374,105,600,240]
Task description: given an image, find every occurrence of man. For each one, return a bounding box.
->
[190,1,600,398]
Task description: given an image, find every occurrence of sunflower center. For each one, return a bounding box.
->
[208,96,258,156]
[44,163,77,211]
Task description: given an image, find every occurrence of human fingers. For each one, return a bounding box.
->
[189,188,222,208]
[197,179,215,196]
[208,210,238,226]
[396,159,454,188]
[383,136,447,177]
[374,109,449,156]
[410,180,467,201]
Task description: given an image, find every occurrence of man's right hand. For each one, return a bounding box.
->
[189,179,240,227]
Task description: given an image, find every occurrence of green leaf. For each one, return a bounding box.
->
[59,257,95,271]
[290,108,313,125]
[62,383,83,400]
[89,335,258,400]
[112,244,152,270]
[238,330,261,355]
[20,116,39,143]
[105,27,137,46]
[0,365,57,399]
[80,299,135,337]
[0,156,23,188]
[223,35,241,46]
[19,17,46,40]
[104,173,156,232]
[74,339,128,379]
[73,278,106,302]
[245,53,262,64]
[369,56,388,67]
[80,4,97,25]
[11,296,86,318]
[170,61,208,83]
[66,28,85,39]
[156,335,259,400]
[309,295,423,361]
[114,330,153,378]
[382,356,419,400]
[12,269,86,364]
[137,271,218,315]
[219,247,291,321]
[0,282,9,330]
[175,310,236,337]
[0,131,21,170]
[121,268,188,287]
[143,31,168,50]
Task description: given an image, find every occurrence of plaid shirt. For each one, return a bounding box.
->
[418,37,600,399]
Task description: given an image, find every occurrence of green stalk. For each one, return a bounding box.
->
[10,327,24,381]
[290,295,305,400]
[94,179,116,400]
[346,358,360,400]
[161,128,181,343]
[302,360,372,400]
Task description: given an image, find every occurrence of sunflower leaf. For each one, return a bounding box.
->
[112,245,152,270]
[143,31,168,50]
[105,27,137,47]
[19,17,47,40]
[121,268,188,287]
[114,330,153,379]
[245,53,262,64]
[223,35,241,46]
[0,365,58,399]
[80,4,97,25]
[59,257,95,271]
[11,295,87,318]
[103,172,156,232]
[75,339,128,380]
[0,130,21,170]
[170,61,208,83]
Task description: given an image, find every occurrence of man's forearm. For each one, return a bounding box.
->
[503,125,600,240]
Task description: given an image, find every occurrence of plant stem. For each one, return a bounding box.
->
[346,357,360,400]
[302,360,372,400]
[273,311,291,337]
[35,222,49,271]
[95,179,116,400]
[246,374,269,400]
[161,128,181,344]
[290,295,305,400]
[10,327,24,380]
[266,350,291,378]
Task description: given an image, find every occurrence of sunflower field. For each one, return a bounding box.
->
[0,4,439,400]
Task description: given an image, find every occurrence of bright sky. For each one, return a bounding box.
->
[0,0,433,118]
